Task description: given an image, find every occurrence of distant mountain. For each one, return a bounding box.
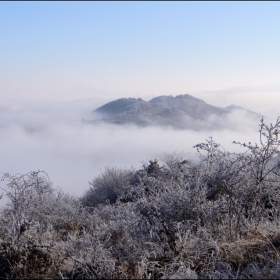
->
[88,94,260,130]
[224,104,261,118]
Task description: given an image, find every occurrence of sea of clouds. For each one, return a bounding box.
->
[0,89,278,199]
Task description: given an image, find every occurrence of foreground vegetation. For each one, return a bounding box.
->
[1,117,280,279]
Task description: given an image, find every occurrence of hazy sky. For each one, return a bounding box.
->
[1,1,280,100]
[1,2,280,197]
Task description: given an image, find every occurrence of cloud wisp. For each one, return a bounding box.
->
[194,85,280,120]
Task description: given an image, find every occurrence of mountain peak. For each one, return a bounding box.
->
[149,94,204,104]
[94,97,145,115]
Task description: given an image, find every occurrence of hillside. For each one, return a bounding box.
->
[89,94,260,129]
[0,117,280,279]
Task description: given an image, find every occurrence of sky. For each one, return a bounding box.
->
[0,2,280,197]
[1,1,280,100]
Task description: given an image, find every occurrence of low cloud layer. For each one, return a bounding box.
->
[194,85,280,120]
[0,94,276,198]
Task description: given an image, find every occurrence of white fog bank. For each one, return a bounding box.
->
[0,96,276,197]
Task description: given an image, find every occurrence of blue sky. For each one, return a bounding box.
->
[1,1,280,99]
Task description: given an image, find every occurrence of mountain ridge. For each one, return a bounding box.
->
[89,94,261,129]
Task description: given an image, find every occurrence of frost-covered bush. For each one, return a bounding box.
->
[81,166,134,207]
[0,171,89,278]
[192,117,280,238]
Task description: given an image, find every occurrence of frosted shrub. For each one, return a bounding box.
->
[81,166,134,207]
[0,171,87,278]
[193,117,280,238]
